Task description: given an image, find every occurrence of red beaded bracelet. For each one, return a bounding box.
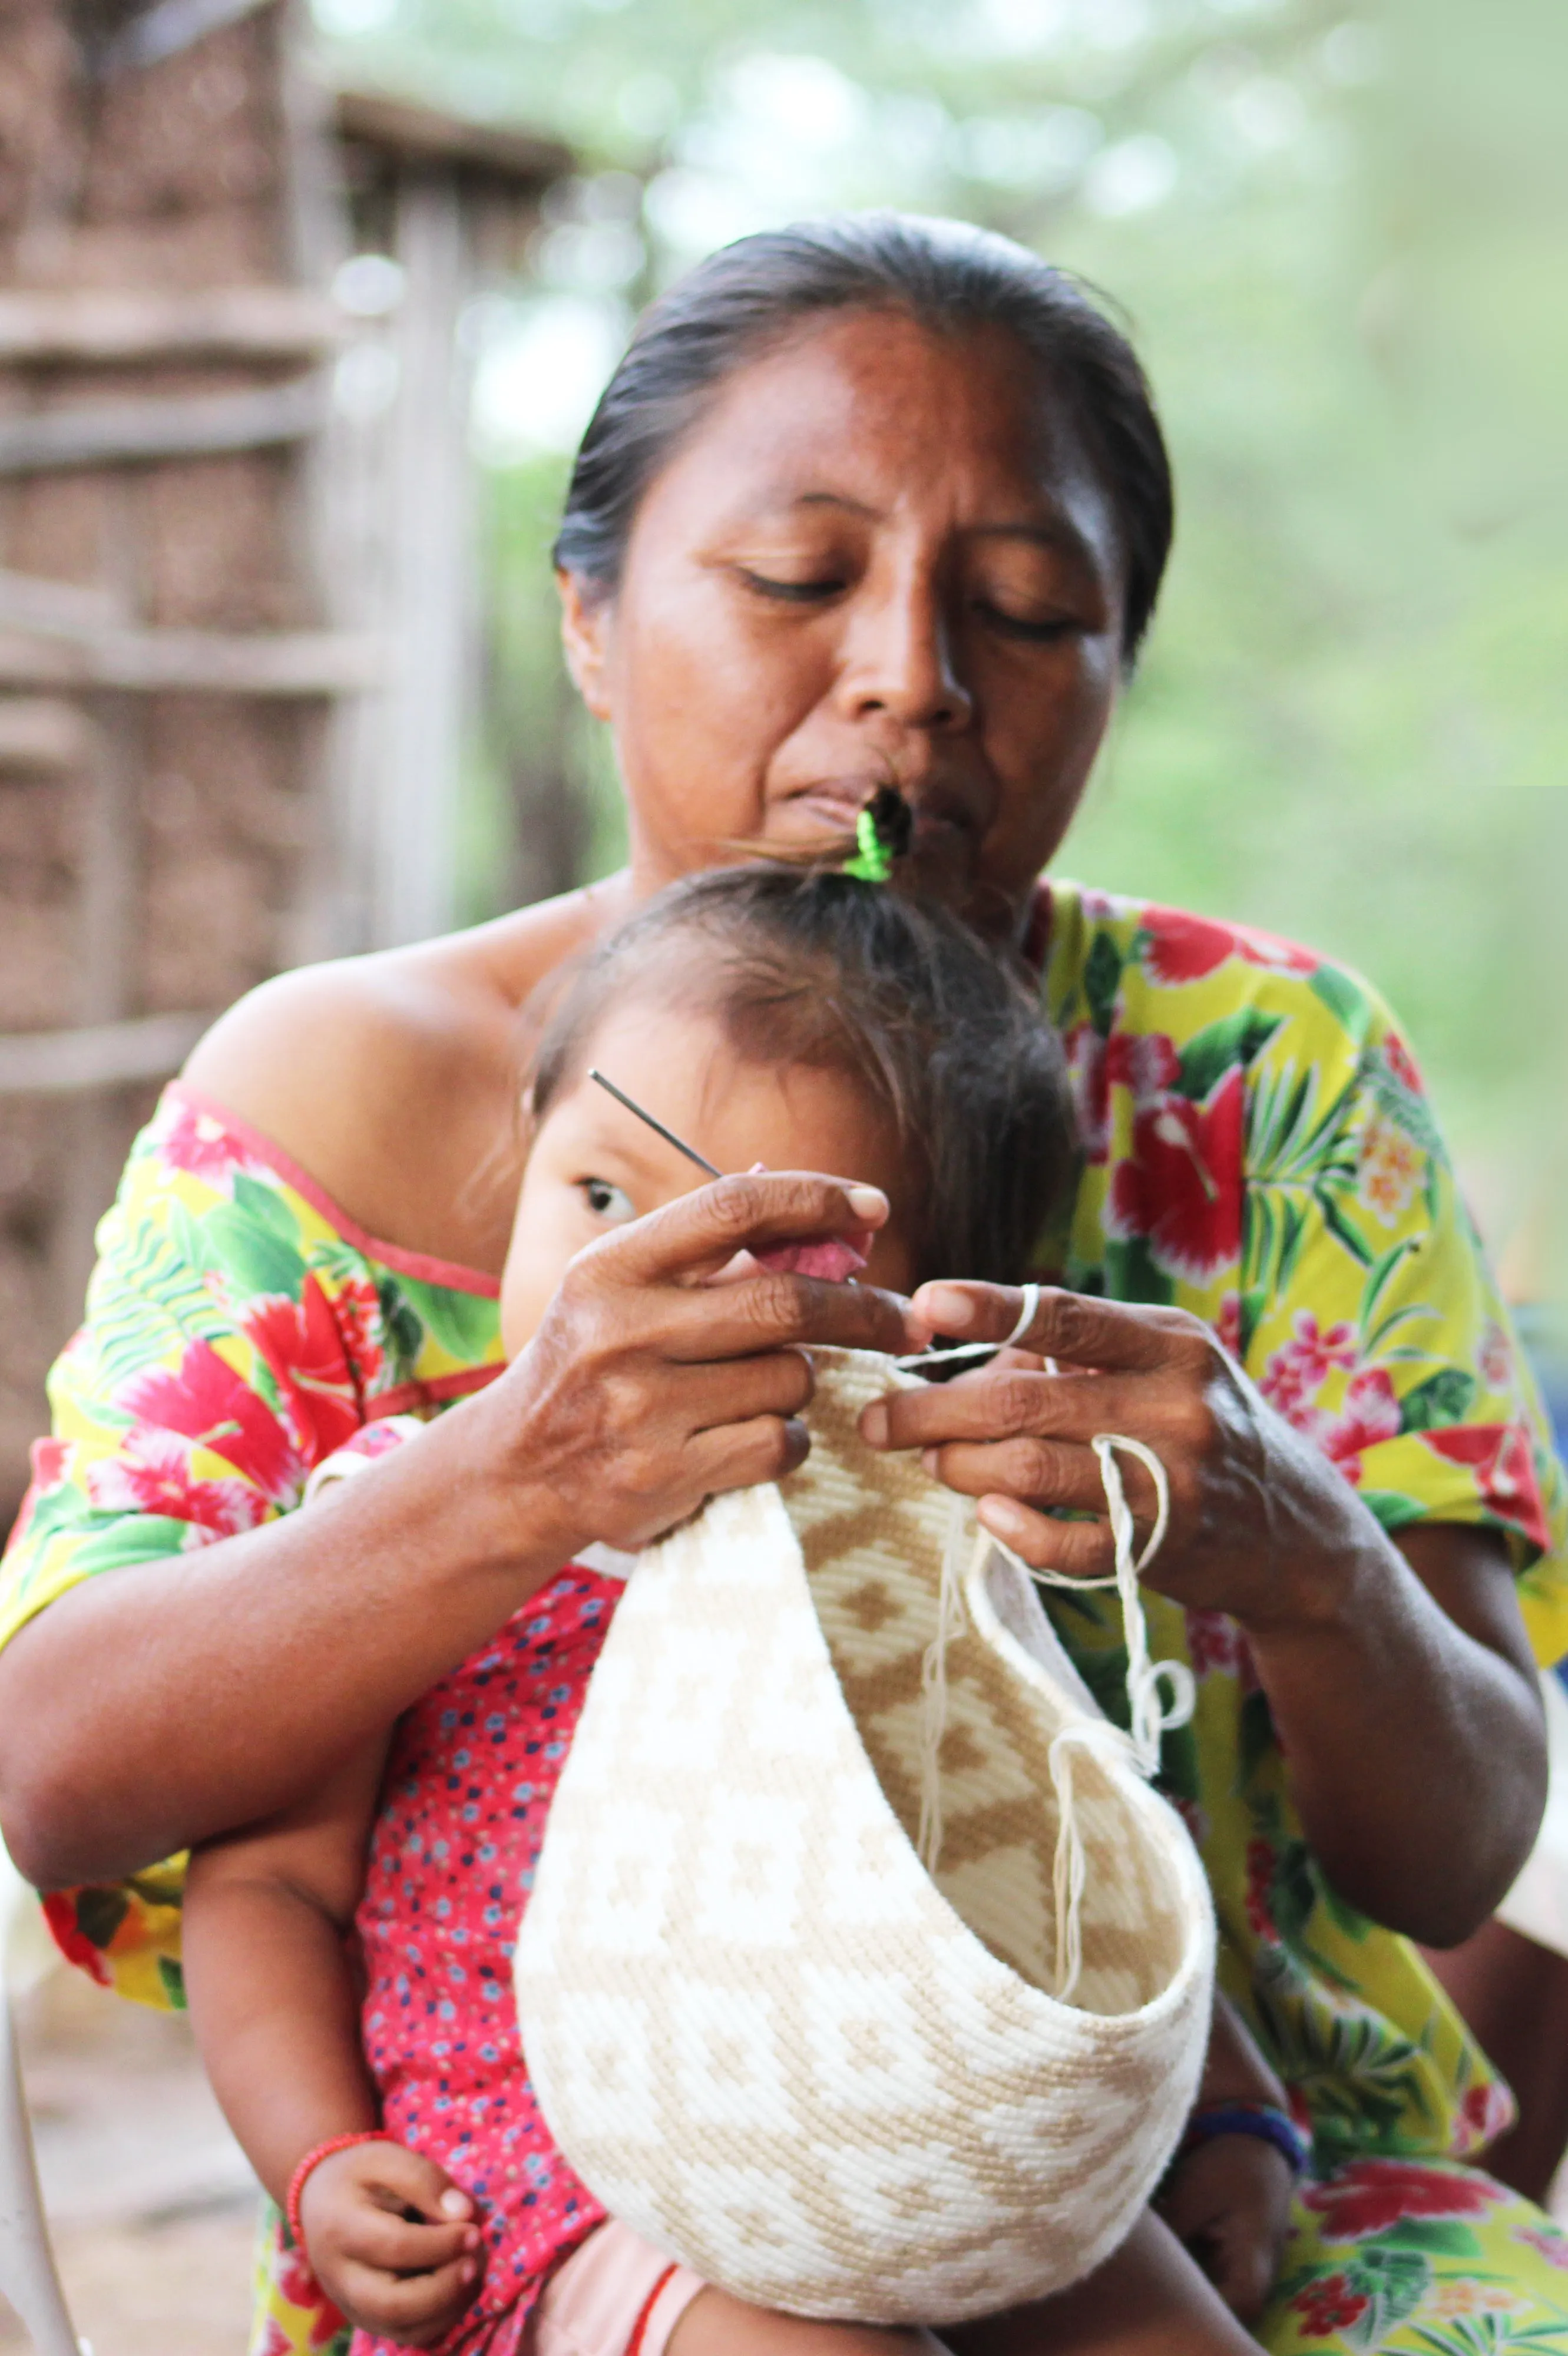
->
[286,2130,396,2249]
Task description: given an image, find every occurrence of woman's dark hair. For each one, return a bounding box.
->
[554,211,1172,664]
[526,865,1075,1289]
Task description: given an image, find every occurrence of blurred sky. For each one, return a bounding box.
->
[314,0,1566,1269]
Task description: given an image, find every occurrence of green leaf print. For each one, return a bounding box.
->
[1400,1369,1480,1433]
[1103,1236,1174,1306]
[400,1277,494,1366]
[1341,2247,1433,2348]
[1176,1011,1283,1104]
[376,1277,426,1381]
[1316,1184,1375,1269]
[201,1194,306,1303]
[71,1515,216,1576]
[158,1955,187,2010]
[1382,2220,1485,2260]
[1360,1490,1434,1534]
[1311,962,1374,1042]
[1084,930,1124,1038]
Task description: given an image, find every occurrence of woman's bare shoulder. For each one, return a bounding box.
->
[181,878,631,1268]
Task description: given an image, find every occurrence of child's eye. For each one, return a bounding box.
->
[581,1177,636,1223]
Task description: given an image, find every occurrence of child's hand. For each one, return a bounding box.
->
[1156,2132,1295,2323]
[299,2140,484,2346]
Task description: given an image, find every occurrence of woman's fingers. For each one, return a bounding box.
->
[690,1413,812,1496]
[910,1280,1207,1374]
[866,1366,1174,1455]
[974,1498,1117,1579]
[338,2203,474,2274]
[604,1170,888,1285]
[679,1350,815,1432]
[653,1270,912,1364]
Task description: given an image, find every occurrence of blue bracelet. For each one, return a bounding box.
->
[1179,2101,1312,2178]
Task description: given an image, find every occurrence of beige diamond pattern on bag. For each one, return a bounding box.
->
[515,1350,1215,2326]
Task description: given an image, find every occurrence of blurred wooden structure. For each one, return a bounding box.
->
[0,0,570,1521]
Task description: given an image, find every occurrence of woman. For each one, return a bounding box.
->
[1,215,1564,2354]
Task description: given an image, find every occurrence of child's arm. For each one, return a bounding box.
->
[183,1740,483,2346]
[1155,1990,1298,2322]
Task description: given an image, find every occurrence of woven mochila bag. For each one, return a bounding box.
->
[513,1346,1216,2327]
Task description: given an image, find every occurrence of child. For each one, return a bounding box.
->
[183,868,1272,2356]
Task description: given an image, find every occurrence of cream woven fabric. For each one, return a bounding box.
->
[514,1350,1215,2326]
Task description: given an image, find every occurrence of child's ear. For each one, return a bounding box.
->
[558,568,613,720]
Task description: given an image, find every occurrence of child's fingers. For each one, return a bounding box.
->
[335,2252,480,2345]
[358,2139,475,2222]
[338,2204,477,2275]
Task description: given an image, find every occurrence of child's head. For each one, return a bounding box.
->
[499,868,1074,1356]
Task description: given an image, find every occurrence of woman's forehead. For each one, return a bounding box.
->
[639,305,1119,551]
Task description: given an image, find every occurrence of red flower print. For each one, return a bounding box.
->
[273,2240,345,2342]
[1423,1422,1549,1553]
[1315,1367,1402,1486]
[1302,2158,1503,2242]
[1064,1024,1110,1164]
[85,1428,267,1538]
[1477,1321,1514,1394]
[241,1276,362,1464]
[1186,1609,1243,1680]
[1519,2225,1568,2272]
[41,1894,112,1988]
[329,1273,386,1392]
[27,1435,68,1493]
[1137,906,1318,988]
[1245,1837,1278,1940]
[118,1339,303,1504]
[158,1098,252,1188]
[1290,2272,1371,2338]
[1259,1312,1359,1427]
[1451,2078,1516,2154]
[1381,1032,1423,1093]
[1063,1025,1182,1166]
[1107,1068,1244,1283]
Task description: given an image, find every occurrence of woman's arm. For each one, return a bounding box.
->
[0,1172,911,1890]
[183,1741,484,2344]
[864,1290,1546,1948]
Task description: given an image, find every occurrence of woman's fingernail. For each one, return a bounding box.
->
[978,1496,1028,1543]
[921,1448,940,1477]
[440,2189,471,2218]
[847,1185,888,1222]
[921,1285,973,1332]
[462,2259,477,2281]
[861,1401,889,1447]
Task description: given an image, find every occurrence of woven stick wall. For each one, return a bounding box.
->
[0,0,571,1523]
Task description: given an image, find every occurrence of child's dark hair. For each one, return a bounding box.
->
[527,867,1075,1288]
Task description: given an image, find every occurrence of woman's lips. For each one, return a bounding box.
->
[780,782,980,844]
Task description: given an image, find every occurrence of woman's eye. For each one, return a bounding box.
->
[975,600,1080,643]
[582,1178,636,1222]
[737,569,845,603]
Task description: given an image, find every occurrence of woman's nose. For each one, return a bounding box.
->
[838,575,975,735]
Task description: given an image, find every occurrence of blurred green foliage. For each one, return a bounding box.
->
[317,0,1564,1234]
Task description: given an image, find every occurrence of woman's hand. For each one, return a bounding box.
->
[858,1280,1369,1629]
[299,2142,482,2346]
[455,1170,913,1565]
[862,1281,1547,1945]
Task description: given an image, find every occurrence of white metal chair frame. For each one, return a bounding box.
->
[0,1855,82,2355]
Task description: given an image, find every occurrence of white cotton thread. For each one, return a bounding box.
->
[895,1282,1041,1372]
[983,1435,1194,2001]
[916,1491,971,1874]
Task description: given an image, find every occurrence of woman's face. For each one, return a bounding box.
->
[560,307,1129,941]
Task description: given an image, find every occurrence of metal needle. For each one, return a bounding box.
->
[587,1068,723,1179]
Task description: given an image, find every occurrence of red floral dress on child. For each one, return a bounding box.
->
[329,1417,617,2351]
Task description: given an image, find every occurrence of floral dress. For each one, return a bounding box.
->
[4,880,1568,2356]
